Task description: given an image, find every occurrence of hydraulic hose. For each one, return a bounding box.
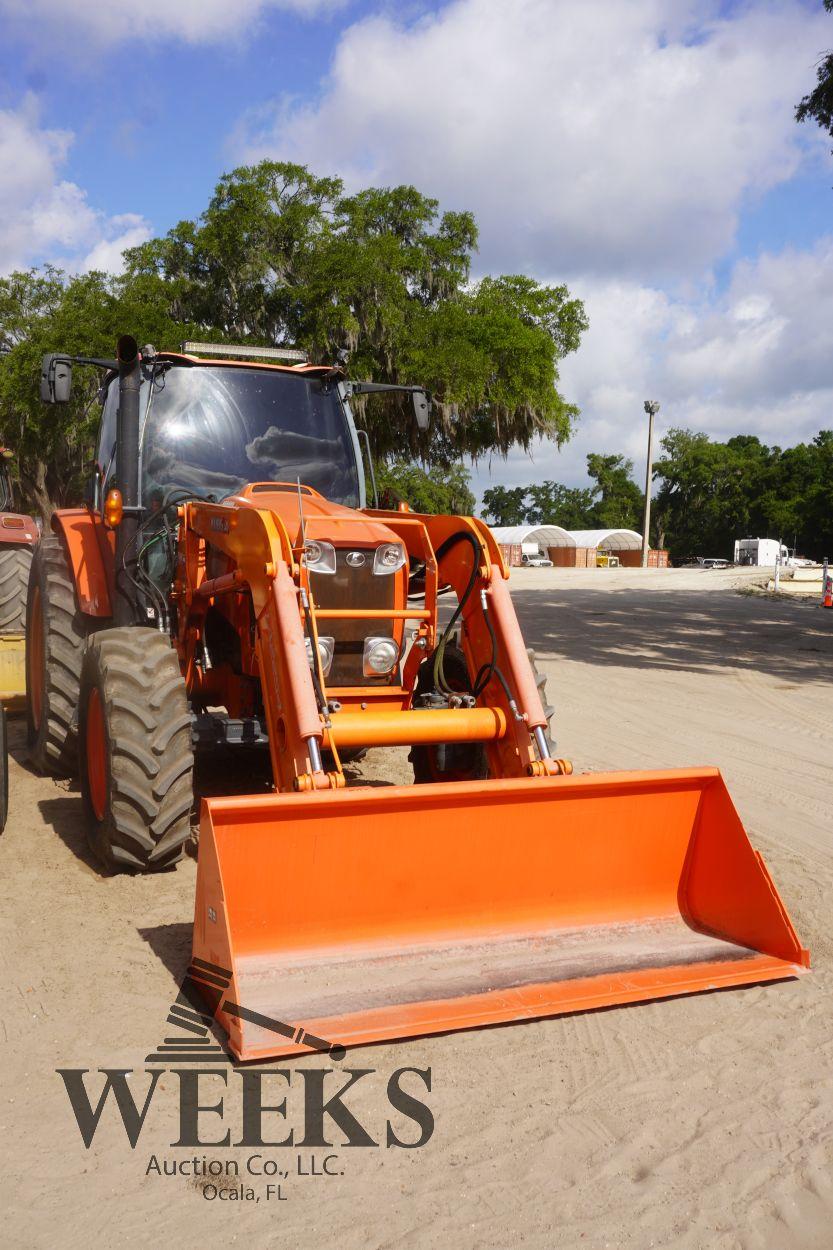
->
[430,531,513,708]
[431,531,482,696]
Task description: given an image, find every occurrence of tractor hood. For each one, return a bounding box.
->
[0,513,39,546]
[227,484,402,549]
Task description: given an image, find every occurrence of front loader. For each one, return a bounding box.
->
[28,337,808,1061]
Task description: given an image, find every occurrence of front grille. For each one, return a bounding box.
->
[310,547,396,685]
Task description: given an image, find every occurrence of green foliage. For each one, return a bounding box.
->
[480,486,529,527]
[1,162,587,516]
[481,453,643,532]
[796,1,833,148]
[481,432,833,562]
[123,160,587,465]
[374,460,475,515]
[654,428,833,561]
[0,266,190,517]
[586,453,644,529]
[525,482,596,529]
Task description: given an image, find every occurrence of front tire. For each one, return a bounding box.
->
[79,628,194,872]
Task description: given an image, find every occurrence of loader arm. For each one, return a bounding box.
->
[177,495,568,788]
[179,499,334,791]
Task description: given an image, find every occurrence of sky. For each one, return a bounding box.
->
[1,0,832,503]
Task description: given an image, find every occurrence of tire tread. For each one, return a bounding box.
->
[0,545,34,633]
[26,533,86,776]
[81,628,193,871]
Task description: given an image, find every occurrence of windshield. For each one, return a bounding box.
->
[139,365,360,508]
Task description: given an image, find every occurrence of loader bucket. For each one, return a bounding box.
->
[192,768,809,1062]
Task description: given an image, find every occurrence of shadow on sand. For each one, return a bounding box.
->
[510,586,833,683]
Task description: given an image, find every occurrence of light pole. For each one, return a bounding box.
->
[641,400,660,567]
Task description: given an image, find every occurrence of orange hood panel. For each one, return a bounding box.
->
[227,483,402,548]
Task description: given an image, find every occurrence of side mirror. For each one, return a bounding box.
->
[40,353,73,404]
[412,389,430,431]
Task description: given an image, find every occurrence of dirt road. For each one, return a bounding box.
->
[2,569,832,1249]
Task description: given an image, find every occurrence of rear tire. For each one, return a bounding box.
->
[26,533,87,776]
[79,629,194,872]
[0,544,34,634]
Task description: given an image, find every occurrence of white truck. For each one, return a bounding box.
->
[734,538,789,566]
[520,542,553,568]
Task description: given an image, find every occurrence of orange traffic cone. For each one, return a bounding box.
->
[824,576,833,610]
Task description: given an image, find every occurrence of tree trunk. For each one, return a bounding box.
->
[20,459,54,524]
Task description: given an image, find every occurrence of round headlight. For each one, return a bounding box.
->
[373,542,406,574]
[363,636,400,676]
[303,540,337,574]
[305,635,335,676]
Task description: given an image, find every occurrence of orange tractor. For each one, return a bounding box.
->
[28,337,808,1061]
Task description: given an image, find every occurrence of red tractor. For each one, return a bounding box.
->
[0,447,39,831]
[0,448,38,636]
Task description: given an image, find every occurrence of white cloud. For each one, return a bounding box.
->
[471,237,833,499]
[0,0,344,45]
[0,97,151,276]
[668,241,833,404]
[227,0,833,497]
[78,215,154,275]
[235,0,833,282]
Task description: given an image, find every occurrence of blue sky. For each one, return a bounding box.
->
[0,5,354,229]
[1,0,832,498]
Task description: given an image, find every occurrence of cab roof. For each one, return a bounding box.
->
[156,351,340,379]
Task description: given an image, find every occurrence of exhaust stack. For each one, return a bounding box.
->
[114,335,141,626]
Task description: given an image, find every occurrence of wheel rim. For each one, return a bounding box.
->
[86,688,107,821]
[28,586,44,730]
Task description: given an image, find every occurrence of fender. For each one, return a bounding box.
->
[51,508,114,618]
[0,513,39,546]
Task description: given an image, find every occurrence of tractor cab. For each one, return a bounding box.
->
[92,351,365,513]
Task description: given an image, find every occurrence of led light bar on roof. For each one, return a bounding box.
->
[180,341,307,363]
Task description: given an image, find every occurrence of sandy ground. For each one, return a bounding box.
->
[2,566,832,1249]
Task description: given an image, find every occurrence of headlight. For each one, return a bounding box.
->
[373,542,406,575]
[305,635,335,676]
[304,540,336,574]
[362,636,400,676]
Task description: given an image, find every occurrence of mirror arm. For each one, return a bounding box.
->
[343,381,425,398]
[356,428,379,509]
[71,355,119,371]
[341,381,432,432]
